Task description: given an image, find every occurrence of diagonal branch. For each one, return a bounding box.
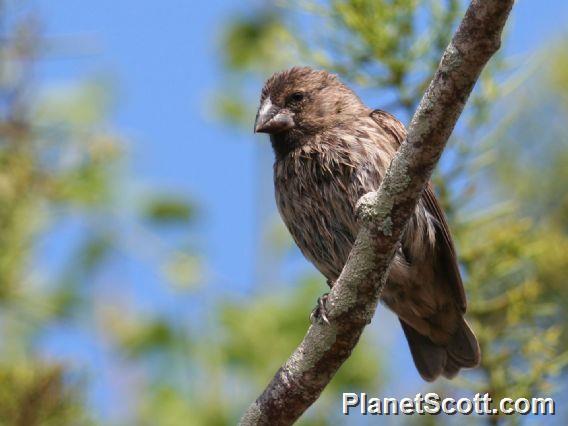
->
[239,1,515,424]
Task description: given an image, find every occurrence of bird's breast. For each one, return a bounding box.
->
[273,148,369,280]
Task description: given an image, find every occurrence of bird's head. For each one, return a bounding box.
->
[254,67,364,137]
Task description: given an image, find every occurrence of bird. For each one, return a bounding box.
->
[253,66,480,382]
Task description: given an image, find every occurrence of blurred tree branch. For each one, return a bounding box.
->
[239,1,514,424]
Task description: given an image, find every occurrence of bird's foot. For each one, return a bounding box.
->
[310,293,330,325]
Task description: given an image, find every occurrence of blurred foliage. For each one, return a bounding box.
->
[0,5,197,425]
[142,194,196,226]
[0,363,89,426]
[460,217,568,422]
[0,1,566,425]
[488,40,568,347]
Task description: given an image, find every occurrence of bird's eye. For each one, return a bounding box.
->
[289,92,305,103]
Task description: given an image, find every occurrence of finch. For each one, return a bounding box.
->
[254,66,480,381]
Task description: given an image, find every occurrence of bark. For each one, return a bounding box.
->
[239,1,515,424]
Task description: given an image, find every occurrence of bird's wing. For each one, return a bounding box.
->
[421,184,466,312]
[370,109,407,146]
[370,109,467,312]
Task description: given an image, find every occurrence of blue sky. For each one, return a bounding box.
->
[29,0,568,421]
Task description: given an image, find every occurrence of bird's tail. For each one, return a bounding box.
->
[399,318,480,382]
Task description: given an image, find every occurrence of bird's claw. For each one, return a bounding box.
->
[310,293,330,325]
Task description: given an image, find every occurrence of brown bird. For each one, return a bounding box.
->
[254,66,480,382]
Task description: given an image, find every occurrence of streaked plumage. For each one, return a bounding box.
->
[255,66,480,381]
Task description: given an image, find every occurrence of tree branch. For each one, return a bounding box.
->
[239,1,514,424]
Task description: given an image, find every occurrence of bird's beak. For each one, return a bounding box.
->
[254,98,294,134]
